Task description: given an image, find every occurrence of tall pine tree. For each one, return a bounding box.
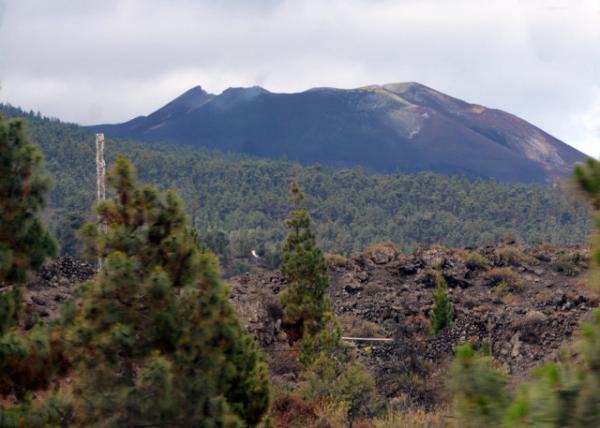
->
[0,116,57,284]
[575,158,600,273]
[430,273,453,335]
[0,116,62,426]
[279,180,331,339]
[71,156,270,427]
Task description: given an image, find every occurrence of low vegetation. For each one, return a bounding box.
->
[482,267,523,291]
[551,250,589,276]
[494,246,534,267]
[339,314,385,338]
[463,251,489,270]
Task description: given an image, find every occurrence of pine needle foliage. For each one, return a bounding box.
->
[430,273,453,335]
[279,180,332,339]
[0,116,57,284]
[575,157,600,270]
[449,344,510,428]
[72,156,270,427]
[0,115,63,425]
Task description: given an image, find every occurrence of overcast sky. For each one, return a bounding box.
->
[0,0,598,157]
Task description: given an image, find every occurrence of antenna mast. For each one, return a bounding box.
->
[95,133,106,268]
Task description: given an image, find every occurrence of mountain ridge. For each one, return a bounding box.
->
[88,82,587,183]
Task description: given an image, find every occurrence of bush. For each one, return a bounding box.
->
[365,241,400,263]
[464,251,489,270]
[363,282,385,296]
[339,314,385,338]
[494,246,533,267]
[271,392,318,427]
[303,353,382,424]
[229,259,252,276]
[551,251,589,276]
[483,267,523,291]
[325,253,349,268]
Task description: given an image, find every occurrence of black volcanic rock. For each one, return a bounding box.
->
[88,82,587,183]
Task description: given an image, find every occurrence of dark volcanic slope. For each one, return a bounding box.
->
[88,82,586,183]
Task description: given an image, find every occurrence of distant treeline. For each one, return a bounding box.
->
[0,104,592,270]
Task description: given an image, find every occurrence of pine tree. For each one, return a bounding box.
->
[575,157,600,271]
[0,115,62,425]
[70,156,270,427]
[279,180,331,339]
[430,273,453,335]
[449,344,510,427]
[0,117,57,284]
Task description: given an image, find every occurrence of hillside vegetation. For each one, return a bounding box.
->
[0,105,592,270]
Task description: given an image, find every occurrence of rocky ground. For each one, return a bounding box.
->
[230,242,596,408]
[19,243,596,410]
[21,257,95,328]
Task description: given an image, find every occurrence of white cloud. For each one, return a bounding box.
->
[0,0,598,157]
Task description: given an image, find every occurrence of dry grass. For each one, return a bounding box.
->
[313,401,350,428]
[372,408,448,428]
[363,282,386,296]
[463,251,489,270]
[494,246,534,267]
[339,314,385,338]
[325,253,349,268]
[483,267,523,291]
[551,251,589,276]
[270,392,318,428]
[365,241,400,258]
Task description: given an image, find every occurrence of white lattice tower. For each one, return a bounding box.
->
[96,133,106,203]
[95,133,106,268]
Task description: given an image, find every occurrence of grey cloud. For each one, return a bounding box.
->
[0,0,597,157]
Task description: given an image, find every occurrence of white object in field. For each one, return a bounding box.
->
[251,250,260,259]
[341,337,393,342]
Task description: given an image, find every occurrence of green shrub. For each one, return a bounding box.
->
[303,353,381,424]
[229,259,252,276]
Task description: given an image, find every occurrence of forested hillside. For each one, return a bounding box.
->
[1,105,592,270]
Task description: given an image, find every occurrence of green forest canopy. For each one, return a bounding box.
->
[0,104,592,265]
